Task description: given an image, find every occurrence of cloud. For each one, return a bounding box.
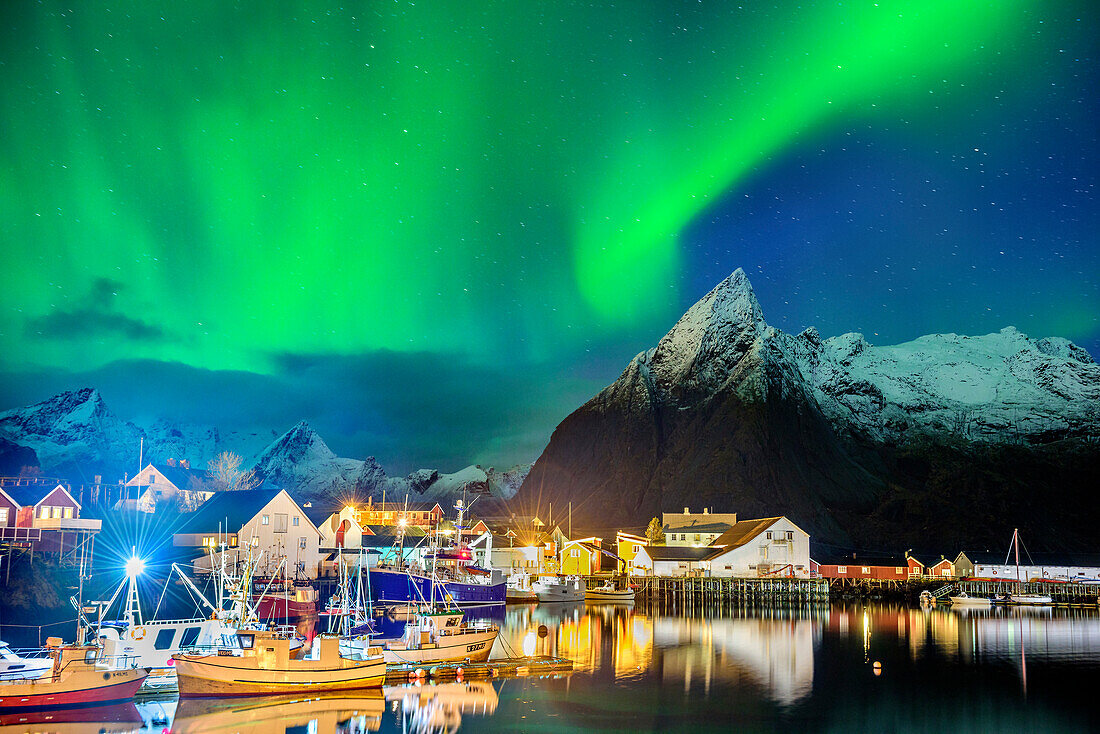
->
[24,278,166,342]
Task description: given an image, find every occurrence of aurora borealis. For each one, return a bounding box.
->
[1,1,1096,471]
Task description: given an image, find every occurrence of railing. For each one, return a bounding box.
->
[33,518,102,531]
[0,527,42,542]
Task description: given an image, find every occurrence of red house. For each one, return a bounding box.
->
[817,556,912,580]
[0,480,100,555]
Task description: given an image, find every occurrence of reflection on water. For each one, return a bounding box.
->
[170,693,384,734]
[7,602,1100,732]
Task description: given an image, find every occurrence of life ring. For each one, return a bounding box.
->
[130,626,146,641]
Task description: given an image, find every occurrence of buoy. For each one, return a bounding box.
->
[414,668,426,679]
[455,667,464,679]
[537,625,548,638]
[490,667,498,677]
[872,661,882,668]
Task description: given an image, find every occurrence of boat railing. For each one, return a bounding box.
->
[93,653,141,670]
[5,646,52,660]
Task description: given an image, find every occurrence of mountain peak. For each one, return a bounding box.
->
[648,268,768,392]
[261,420,336,463]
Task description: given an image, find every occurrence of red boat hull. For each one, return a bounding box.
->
[0,673,147,710]
[252,595,316,620]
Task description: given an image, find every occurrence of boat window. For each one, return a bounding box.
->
[85,649,98,663]
[153,628,176,651]
[238,633,255,649]
[179,627,201,648]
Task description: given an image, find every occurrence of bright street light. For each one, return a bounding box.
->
[125,556,145,578]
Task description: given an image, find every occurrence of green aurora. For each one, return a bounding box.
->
[1,1,1054,368]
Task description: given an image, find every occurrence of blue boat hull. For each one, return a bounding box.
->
[367,567,506,607]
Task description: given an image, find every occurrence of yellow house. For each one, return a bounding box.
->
[559,537,604,575]
[616,532,649,575]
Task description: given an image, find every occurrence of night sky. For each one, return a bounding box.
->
[1,1,1096,472]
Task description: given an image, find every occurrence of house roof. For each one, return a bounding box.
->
[710,517,784,549]
[156,463,212,490]
[3,483,78,509]
[646,546,717,562]
[178,488,285,534]
[663,522,733,534]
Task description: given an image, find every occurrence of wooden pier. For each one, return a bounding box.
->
[635,576,829,605]
[384,655,573,684]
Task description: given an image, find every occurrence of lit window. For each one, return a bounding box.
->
[262,515,270,525]
[862,567,870,574]
[63,507,73,518]
[838,566,847,574]
[0,508,7,524]
[39,506,51,519]
[52,507,63,519]
[570,549,580,558]
[202,536,215,548]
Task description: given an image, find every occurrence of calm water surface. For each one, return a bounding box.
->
[7,602,1099,733]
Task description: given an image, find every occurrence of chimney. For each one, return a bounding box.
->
[180,458,190,469]
[703,508,709,515]
[683,507,689,514]
[167,457,177,467]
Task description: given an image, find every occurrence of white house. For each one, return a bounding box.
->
[953,551,1100,583]
[663,507,738,547]
[705,517,811,578]
[314,505,367,550]
[124,460,214,513]
[174,488,323,579]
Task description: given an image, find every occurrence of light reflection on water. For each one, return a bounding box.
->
[8,602,1100,732]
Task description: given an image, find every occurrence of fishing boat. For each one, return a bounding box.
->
[251,578,318,620]
[505,573,539,603]
[531,575,586,603]
[947,590,992,607]
[83,553,303,688]
[0,642,53,682]
[369,500,506,608]
[173,629,385,697]
[0,643,148,710]
[344,609,499,665]
[585,579,635,603]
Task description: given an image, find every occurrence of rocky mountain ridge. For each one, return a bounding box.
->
[0,387,526,508]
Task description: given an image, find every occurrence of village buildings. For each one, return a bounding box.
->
[122,459,214,513]
[172,488,323,579]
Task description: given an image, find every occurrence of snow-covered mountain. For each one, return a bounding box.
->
[518,269,1100,550]
[250,421,527,506]
[647,268,1100,444]
[0,388,143,479]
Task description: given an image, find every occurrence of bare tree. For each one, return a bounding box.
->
[208,451,259,492]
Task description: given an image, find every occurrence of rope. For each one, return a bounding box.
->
[0,618,77,629]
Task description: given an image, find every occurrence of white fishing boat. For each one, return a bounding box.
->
[0,642,53,682]
[173,630,386,697]
[342,609,498,665]
[1007,593,1053,605]
[531,575,586,603]
[505,573,539,603]
[947,591,992,607]
[585,580,635,603]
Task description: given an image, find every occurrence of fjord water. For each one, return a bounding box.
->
[52,601,1100,732]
